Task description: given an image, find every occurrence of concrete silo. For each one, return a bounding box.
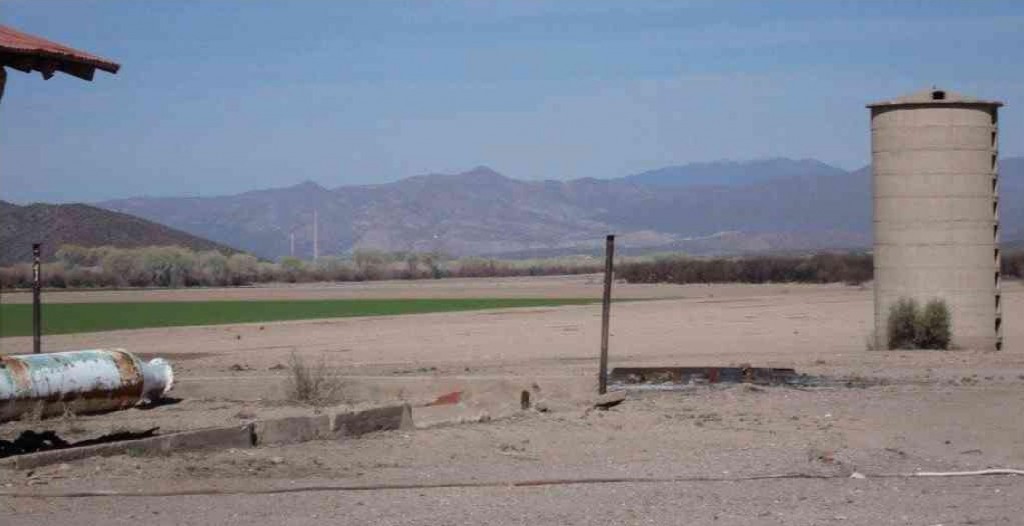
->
[869,88,1003,350]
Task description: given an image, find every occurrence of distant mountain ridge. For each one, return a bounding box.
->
[621,158,847,187]
[0,202,238,265]
[95,157,1023,260]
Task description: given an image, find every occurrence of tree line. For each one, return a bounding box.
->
[0,244,1021,289]
[0,245,602,289]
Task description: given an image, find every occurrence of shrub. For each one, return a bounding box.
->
[1003,251,1024,279]
[916,299,952,350]
[226,253,259,285]
[887,298,920,350]
[887,297,952,350]
[279,257,306,283]
[284,352,342,406]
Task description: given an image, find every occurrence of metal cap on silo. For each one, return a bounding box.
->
[867,87,1003,109]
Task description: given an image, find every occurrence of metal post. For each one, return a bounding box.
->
[598,234,614,394]
[32,243,42,354]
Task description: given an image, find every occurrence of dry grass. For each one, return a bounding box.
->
[284,352,343,406]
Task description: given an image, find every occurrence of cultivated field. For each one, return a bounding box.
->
[0,298,596,336]
[2,276,1023,525]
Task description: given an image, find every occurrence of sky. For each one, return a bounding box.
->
[2,1,1023,203]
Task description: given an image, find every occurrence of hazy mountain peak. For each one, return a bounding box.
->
[465,165,502,177]
[291,180,327,191]
[622,157,848,188]
[402,166,512,186]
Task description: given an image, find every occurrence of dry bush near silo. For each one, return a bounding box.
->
[1003,250,1024,279]
[887,297,952,350]
[284,352,342,405]
[916,299,951,350]
[887,298,919,350]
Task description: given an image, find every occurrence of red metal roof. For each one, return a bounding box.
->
[0,24,119,81]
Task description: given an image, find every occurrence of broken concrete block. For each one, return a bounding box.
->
[1,424,256,470]
[254,415,331,446]
[593,391,626,410]
[332,404,412,438]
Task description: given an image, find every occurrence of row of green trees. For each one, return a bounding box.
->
[0,245,1021,290]
[0,245,603,289]
[616,253,875,285]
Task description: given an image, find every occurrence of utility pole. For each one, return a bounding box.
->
[289,231,295,258]
[32,243,42,354]
[598,234,615,394]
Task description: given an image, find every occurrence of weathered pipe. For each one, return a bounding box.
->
[0,349,173,422]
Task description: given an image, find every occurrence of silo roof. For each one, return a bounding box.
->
[867,87,1003,108]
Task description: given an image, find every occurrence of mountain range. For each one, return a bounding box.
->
[91,157,1023,261]
[0,201,237,266]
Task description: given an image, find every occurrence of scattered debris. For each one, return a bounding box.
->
[268,364,287,371]
[0,431,67,457]
[520,390,531,410]
[425,391,463,407]
[0,428,159,459]
[808,448,838,465]
[233,410,256,420]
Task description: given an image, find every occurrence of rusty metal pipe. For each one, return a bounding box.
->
[0,349,173,422]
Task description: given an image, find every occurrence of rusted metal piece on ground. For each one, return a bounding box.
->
[609,366,801,387]
[425,391,463,407]
[0,349,174,422]
[592,391,626,410]
[520,390,531,410]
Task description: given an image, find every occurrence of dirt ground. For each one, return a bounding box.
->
[2,276,1023,525]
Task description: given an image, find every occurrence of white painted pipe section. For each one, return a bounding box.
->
[0,348,173,422]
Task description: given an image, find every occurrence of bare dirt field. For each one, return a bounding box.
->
[2,276,1024,525]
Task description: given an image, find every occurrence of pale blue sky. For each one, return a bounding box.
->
[2,1,1022,202]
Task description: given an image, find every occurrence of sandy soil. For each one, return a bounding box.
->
[2,277,1023,525]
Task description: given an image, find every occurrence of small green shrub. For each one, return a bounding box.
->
[916,299,951,350]
[887,297,951,350]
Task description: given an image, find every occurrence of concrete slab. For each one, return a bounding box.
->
[0,424,255,470]
[332,404,412,438]
[253,415,331,446]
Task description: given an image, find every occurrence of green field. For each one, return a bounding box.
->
[0,298,597,337]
